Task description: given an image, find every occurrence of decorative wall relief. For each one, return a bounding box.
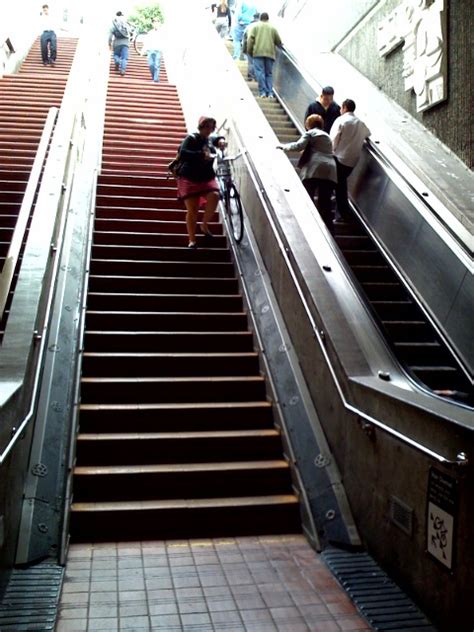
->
[377,0,447,112]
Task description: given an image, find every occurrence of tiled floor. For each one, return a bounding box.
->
[56,535,372,632]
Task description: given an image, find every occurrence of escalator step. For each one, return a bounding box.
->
[381,321,434,342]
[394,342,451,365]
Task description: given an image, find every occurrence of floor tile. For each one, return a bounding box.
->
[119,614,150,630]
[88,603,118,619]
[178,598,209,614]
[88,618,119,630]
[119,602,149,617]
[180,612,212,625]
[59,537,369,632]
[56,620,88,632]
[58,606,88,620]
[148,601,179,616]
[149,613,181,628]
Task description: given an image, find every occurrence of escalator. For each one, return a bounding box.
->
[235,58,473,406]
[70,46,300,541]
[0,36,78,340]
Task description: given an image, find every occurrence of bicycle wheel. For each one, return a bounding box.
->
[133,32,147,55]
[225,183,244,243]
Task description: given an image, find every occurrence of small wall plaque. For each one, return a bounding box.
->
[426,467,458,570]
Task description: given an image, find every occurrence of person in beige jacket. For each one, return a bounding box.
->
[247,12,282,98]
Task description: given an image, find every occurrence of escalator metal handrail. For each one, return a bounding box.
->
[234,128,469,470]
[0,106,58,321]
[364,139,473,262]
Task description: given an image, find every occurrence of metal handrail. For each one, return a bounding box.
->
[0,162,72,466]
[0,107,58,320]
[239,136,469,470]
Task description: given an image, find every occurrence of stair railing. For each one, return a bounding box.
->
[0,38,89,464]
[0,107,58,323]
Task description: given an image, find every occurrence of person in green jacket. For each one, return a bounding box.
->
[247,12,283,98]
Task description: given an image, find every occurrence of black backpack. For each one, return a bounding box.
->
[167,134,200,178]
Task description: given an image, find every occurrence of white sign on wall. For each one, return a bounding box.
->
[377,0,447,112]
[426,468,458,571]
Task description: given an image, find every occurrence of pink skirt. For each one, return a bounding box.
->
[177,176,220,208]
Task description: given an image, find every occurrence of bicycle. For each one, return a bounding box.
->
[216,152,244,244]
[132,30,147,55]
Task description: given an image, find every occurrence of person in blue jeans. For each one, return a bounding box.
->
[39,4,57,66]
[108,11,131,76]
[141,19,163,82]
[247,12,282,98]
[232,1,258,60]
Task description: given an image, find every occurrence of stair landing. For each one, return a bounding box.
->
[56,535,372,632]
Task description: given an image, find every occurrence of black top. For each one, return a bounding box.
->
[212,4,232,25]
[304,101,341,134]
[179,133,216,182]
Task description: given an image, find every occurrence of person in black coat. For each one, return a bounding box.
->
[304,86,341,134]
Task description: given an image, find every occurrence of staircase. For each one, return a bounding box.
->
[70,46,300,541]
[0,36,78,340]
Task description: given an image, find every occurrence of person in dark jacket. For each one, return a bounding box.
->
[304,86,341,133]
[177,116,220,249]
[108,11,131,76]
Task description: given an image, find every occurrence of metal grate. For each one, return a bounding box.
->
[322,548,437,631]
[0,563,64,631]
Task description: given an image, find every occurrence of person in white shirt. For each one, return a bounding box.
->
[330,99,370,221]
[141,19,163,83]
[39,4,57,66]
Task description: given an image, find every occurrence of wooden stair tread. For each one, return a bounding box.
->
[83,351,258,358]
[85,330,252,336]
[80,401,271,412]
[91,257,228,264]
[89,274,237,281]
[77,429,279,441]
[81,376,264,384]
[88,293,241,299]
[71,494,299,512]
[86,310,246,316]
[74,460,289,475]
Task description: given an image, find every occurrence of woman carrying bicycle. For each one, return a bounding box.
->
[176,116,220,249]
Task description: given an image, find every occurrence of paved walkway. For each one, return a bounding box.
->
[56,535,371,631]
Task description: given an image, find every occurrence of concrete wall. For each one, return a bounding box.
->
[336,0,473,170]
[277,0,379,54]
